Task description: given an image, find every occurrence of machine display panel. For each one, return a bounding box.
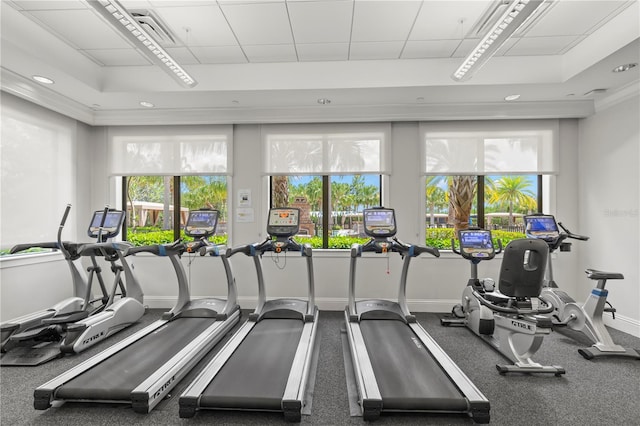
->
[524,215,560,241]
[267,208,300,237]
[459,230,494,258]
[88,210,125,238]
[185,210,219,238]
[363,208,397,238]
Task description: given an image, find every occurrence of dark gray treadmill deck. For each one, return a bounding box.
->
[199,318,304,410]
[56,317,215,401]
[360,319,468,411]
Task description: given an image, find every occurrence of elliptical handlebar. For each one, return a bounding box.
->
[227,236,308,258]
[57,204,73,259]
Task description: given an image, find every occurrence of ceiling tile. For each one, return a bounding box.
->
[288,0,352,44]
[188,46,248,64]
[26,9,131,50]
[410,1,492,40]
[297,43,349,62]
[219,2,293,45]
[10,0,88,10]
[524,1,631,37]
[163,47,201,65]
[243,44,297,63]
[402,40,461,59]
[350,41,405,60]
[505,36,583,56]
[82,48,150,66]
[352,0,422,42]
[154,5,238,47]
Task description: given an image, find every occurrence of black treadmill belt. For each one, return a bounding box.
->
[360,319,468,411]
[56,317,215,401]
[199,318,303,410]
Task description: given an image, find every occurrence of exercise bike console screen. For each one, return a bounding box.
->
[185,210,219,238]
[459,230,494,259]
[267,208,300,237]
[88,210,125,239]
[363,208,397,238]
[524,215,560,242]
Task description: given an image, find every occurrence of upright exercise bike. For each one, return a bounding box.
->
[441,229,565,375]
[524,214,640,360]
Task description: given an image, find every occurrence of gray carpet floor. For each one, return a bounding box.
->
[1,309,639,425]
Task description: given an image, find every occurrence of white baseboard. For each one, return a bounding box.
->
[603,312,640,338]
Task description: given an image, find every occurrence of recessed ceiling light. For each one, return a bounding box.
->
[504,94,520,101]
[317,98,331,105]
[32,75,54,84]
[139,101,155,108]
[612,63,637,73]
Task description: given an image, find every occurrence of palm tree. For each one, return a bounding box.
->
[486,176,536,225]
[272,176,289,208]
[448,176,477,234]
[425,176,447,227]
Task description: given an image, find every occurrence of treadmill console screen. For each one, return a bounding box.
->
[524,215,559,242]
[458,230,494,259]
[88,210,125,239]
[185,210,219,238]
[363,208,397,238]
[267,208,300,237]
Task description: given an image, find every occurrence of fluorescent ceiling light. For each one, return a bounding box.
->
[87,0,197,89]
[452,0,547,82]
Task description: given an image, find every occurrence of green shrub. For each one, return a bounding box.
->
[426,228,526,250]
[126,230,227,247]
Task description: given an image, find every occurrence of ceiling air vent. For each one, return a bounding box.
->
[129,9,176,47]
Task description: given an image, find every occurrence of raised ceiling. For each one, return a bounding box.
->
[1,0,639,125]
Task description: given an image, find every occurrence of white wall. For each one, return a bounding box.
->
[577,94,640,336]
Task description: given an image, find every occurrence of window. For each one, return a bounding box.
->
[108,125,232,246]
[123,176,228,245]
[421,120,557,247]
[263,123,390,249]
[270,175,381,248]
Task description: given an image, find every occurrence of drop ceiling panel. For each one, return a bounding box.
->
[219,2,293,45]
[83,48,150,66]
[9,0,88,11]
[350,41,405,60]
[154,5,238,47]
[297,43,349,62]
[351,0,422,42]
[409,1,491,40]
[402,40,461,59]
[243,44,297,63]
[189,46,247,64]
[163,47,201,65]
[26,9,131,50]
[525,1,630,37]
[288,0,353,44]
[506,36,582,56]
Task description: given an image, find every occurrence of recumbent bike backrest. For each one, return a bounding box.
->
[498,238,549,298]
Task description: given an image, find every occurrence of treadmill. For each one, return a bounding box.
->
[179,207,319,422]
[344,207,490,423]
[34,209,240,413]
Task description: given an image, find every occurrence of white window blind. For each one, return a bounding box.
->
[108,125,233,176]
[420,120,558,175]
[262,123,391,175]
[1,96,76,249]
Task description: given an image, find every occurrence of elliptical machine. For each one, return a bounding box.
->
[1,205,145,366]
[524,214,640,360]
[441,229,565,375]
